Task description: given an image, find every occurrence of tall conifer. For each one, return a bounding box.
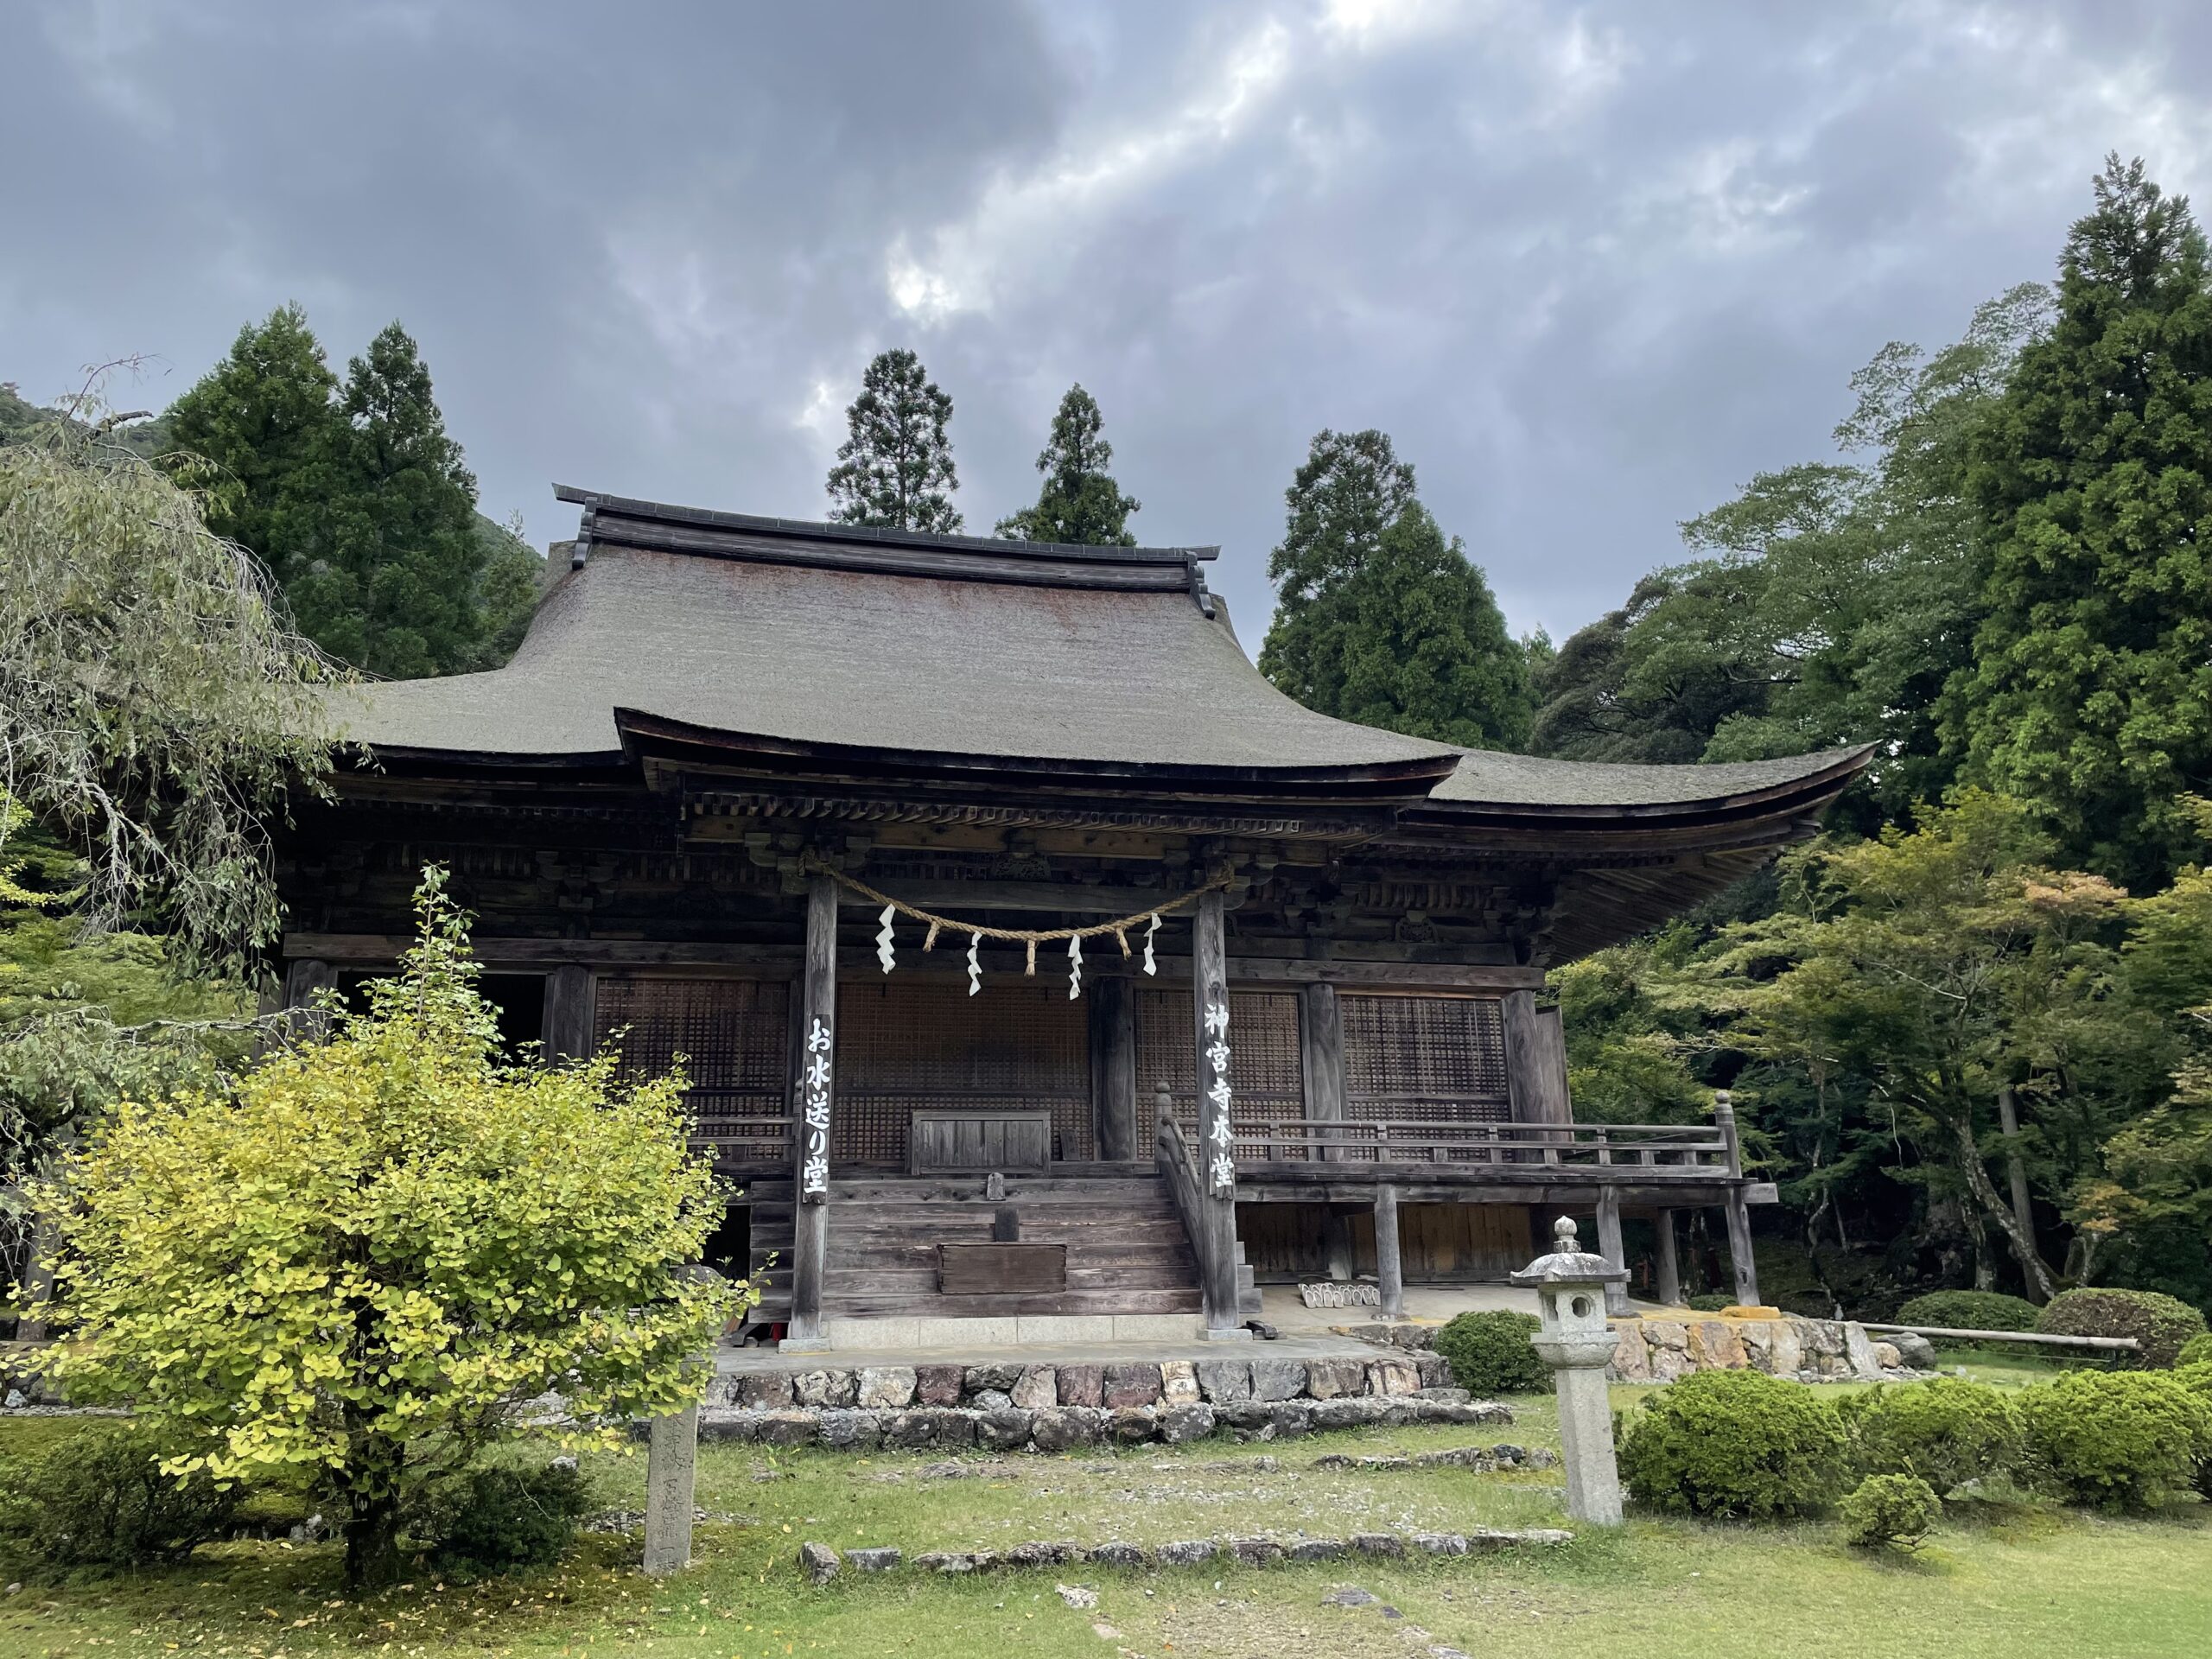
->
[825,349,962,532]
[1956,156,2212,887]
[995,383,1139,544]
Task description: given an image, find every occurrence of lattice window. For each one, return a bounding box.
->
[1135,988,1303,1141]
[836,979,1093,1166]
[594,976,791,1165]
[1341,992,1510,1133]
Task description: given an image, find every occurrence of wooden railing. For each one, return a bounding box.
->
[1215,1116,1738,1174]
[694,1114,796,1165]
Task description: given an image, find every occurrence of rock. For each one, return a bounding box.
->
[965,1363,1023,1395]
[974,1389,1014,1411]
[1872,1340,1904,1369]
[1304,1357,1369,1399]
[1311,1396,1389,1430]
[920,1408,978,1447]
[1322,1586,1380,1606]
[1797,1317,1846,1357]
[1843,1323,1884,1379]
[1468,1528,1573,1550]
[817,1408,880,1450]
[1084,1541,1150,1567]
[1029,1406,1099,1452]
[1055,1583,1099,1610]
[915,1364,964,1406]
[1157,1402,1217,1445]
[1251,1357,1307,1401]
[1686,1321,1748,1370]
[794,1369,858,1408]
[855,1366,918,1409]
[1648,1344,1694,1383]
[1351,1532,1403,1556]
[1012,1366,1058,1409]
[1057,1363,1104,1408]
[1214,1400,1274,1430]
[880,1410,934,1449]
[1764,1319,1805,1376]
[1642,1319,1689,1351]
[697,1410,759,1443]
[1266,1401,1316,1438]
[915,1550,990,1573]
[1228,1536,1284,1565]
[1156,1539,1218,1566]
[1413,1387,1471,1404]
[1413,1352,1453,1389]
[976,1408,1033,1451]
[757,1410,817,1447]
[1367,1359,1421,1396]
[1887,1331,1939,1370]
[1412,1532,1468,1555]
[799,1541,841,1584]
[1608,1325,1651,1382]
[737,1372,796,1409]
[1196,1358,1254,1402]
[1005,1540,1078,1566]
[1109,1405,1157,1444]
[1159,1359,1201,1404]
[1103,1363,1163,1408]
[848,1547,902,1572]
[1357,1454,1410,1471]
[1287,1537,1345,1560]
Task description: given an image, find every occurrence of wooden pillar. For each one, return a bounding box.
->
[1092,976,1138,1162]
[1592,1188,1629,1318]
[1502,992,1571,1126]
[13,1209,58,1343]
[1300,982,1345,1161]
[1192,889,1243,1336]
[542,964,596,1061]
[1373,1183,1404,1320]
[1713,1090,1760,1306]
[283,957,338,1042]
[786,874,838,1348]
[1654,1209,1683,1307]
[1320,1205,1357,1282]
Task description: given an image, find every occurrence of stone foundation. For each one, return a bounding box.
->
[1606,1313,1919,1382]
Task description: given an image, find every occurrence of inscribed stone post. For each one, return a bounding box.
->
[643,1402,699,1574]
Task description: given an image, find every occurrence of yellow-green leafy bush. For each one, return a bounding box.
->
[1619,1370,1851,1517]
[2016,1370,2212,1509]
[1847,1376,2023,1493]
[1839,1472,1942,1549]
[31,872,741,1587]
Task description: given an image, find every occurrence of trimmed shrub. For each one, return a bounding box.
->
[1840,1472,1942,1549]
[1619,1369,1851,1518]
[1432,1309,1549,1395]
[412,1462,592,1574]
[2175,1362,2212,1497]
[0,1423,243,1567]
[2016,1370,2212,1509]
[1895,1290,2043,1333]
[2173,1331,2212,1368]
[2037,1287,2208,1369]
[1685,1292,1734,1313]
[1848,1376,2023,1493]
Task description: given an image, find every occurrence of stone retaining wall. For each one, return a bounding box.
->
[1607,1314,1912,1382]
[798,1525,1573,1583]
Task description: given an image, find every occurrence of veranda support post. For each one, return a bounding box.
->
[1192,889,1244,1338]
[1373,1182,1405,1320]
[785,874,837,1351]
[1714,1091,1762,1307]
[1654,1209,1683,1307]
[1592,1187,1630,1318]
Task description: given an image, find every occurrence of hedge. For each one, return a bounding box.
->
[2037,1288,2209,1370]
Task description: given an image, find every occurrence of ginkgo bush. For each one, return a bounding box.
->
[31,871,740,1589]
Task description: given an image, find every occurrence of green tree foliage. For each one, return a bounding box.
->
[1957,157,2212,890]
[167,309,533,678]
[825,348,962,532]
[1259,430,1531,747]
[995,383,1140,544]
[32,872,739,1589]
[0,390,334,968]
[1529,284,2049,826]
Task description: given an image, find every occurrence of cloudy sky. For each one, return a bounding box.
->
[5,1,2208,644]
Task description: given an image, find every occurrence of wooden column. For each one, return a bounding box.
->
[1192,889,1243,1336]
[1502,992,1572,1126]
[1092,976,1139,1162]
[1321,1205,1357,1283]
[1592,1188,1630,1317]
[786,875,838,1348]
[283,957,338,1042]
[1373,1183,1404,1320]
[1300,982,1345,1161]
[542,964,596,1061]
[1654,1210,1683,1308]
[1714,1090,1760,1307]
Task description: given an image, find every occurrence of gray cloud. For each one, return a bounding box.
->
[4,0,2206,642]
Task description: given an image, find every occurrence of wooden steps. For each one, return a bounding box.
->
[744,1169,1211,1325]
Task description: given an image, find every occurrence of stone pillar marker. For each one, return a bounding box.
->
[1510,1216,1628,1527]
[643,1402,700,1575]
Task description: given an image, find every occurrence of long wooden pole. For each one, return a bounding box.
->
[786,874,837,1348]
[1192,889,1243,1336]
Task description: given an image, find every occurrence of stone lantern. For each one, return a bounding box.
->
[1510,1215,1628,1526]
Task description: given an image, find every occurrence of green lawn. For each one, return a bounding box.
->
[2,1381,2206,1659]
